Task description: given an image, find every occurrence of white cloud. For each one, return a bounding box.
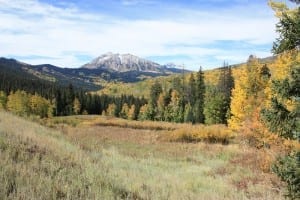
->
[0,0,277,70]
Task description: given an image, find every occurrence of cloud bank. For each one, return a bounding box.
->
[0,0,277,70]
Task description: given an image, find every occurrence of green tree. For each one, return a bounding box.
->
[261,2,300,198]
[194,67,205,123]
[187,73,196,106]
[184,103,193,123]
[262,67,300,199]
[272,5,300,54]
[217,63,234,123]
[204,87,227,125]
[150,81,163,107]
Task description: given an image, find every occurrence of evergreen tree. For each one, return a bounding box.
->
[194,67,205,123]
[261,67,299,140]
[272,7,300,54]
[184,103,193,123]
[261,67,300,199]
[204,87,227,125]
[216,63,234,124]
[149,81,163,106]
[261,2,300,198]
[65,84,75,115]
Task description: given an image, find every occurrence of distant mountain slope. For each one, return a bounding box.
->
[0,54,188,91]
[0,58,102,91]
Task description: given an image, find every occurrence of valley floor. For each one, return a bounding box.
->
[0,112,284,199]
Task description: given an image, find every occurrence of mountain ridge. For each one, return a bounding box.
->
[0,54,189,91]
[81,52,184,74]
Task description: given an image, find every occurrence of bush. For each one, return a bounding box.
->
[272,151,300,200]
[165,124,234,144]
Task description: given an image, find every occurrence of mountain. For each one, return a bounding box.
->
[0,54,188,91]
[81,53,187,74]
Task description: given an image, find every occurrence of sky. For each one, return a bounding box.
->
[0,0,281,70]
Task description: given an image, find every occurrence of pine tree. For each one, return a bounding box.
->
[261,66,300,199]
[204,87,227,125]
[184,103,193,123]
[149,81,163,106]
[215,63,234,124]
[65,84,75,115]
[187,73,196,106]
[194,67,205,123]
[272,6,300,54]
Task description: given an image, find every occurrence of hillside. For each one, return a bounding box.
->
[0,54,187,92]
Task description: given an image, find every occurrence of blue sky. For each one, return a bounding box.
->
[0,0,280,70]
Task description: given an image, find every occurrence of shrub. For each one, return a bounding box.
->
[272,152,300,200]
[166,124,234,144]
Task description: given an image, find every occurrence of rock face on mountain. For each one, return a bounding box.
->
[81,53,164,73]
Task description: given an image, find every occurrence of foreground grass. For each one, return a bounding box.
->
[0,112,284,199]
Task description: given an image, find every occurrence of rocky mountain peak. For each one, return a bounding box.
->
[81,53,162,73]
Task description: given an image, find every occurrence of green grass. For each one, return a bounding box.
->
[0,112,284,199]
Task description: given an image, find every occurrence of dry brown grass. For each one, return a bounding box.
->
[0,112,286,199]
[82,115,184,130]
[161,124,235,144]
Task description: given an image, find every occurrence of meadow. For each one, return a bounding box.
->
[0,111,285,199]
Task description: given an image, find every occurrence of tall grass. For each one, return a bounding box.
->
[162,124,235,144]
[0,111,284,199]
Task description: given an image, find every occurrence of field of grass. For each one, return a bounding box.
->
[0,112,285,199]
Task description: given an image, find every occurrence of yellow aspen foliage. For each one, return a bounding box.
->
[0,91,7,110]
[73,97,81,115]
[128,104,135,120]
[138,104,148,120]
[269,50,299,80]
[120,103,129,119]
[170,90,180,107]
[30,93,52,118]
[228,68,248,130]
[268,0,298,18]
[229,56,270,131]
[156,93,165,120]
[106,103,116,116]
[7,90,30,116]
[267,50,300,111]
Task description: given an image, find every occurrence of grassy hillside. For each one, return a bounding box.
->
[0,112,284,199]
